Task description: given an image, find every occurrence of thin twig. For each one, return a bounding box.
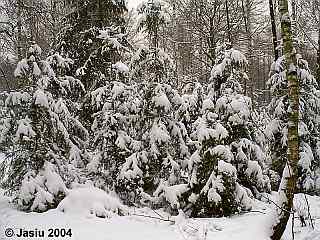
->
[292,211,295,240]
[132,213,175,223]
[303,194,314,229]
[152,208,165,219]
[260,194,294,214]
[242,210,267,215]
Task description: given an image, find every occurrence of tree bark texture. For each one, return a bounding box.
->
[270,0,299,239]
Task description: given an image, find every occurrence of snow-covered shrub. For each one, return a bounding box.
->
[0,43,88,211]
[267,54,320,193]
[152,182,189,209]
[57,187,127,218]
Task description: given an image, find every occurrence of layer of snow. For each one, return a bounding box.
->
[113,61,129,73]
[0,189,320,240]
[15,117,36,140]
[34,89,49,108]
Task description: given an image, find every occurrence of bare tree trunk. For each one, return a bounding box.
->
[291,0,297,45]
[270,0,299,239]
[317,23,320,84]
[51,0,60,42]
[225,0,232,45]
[97,0,103,28]
[241,0,248,95]
[17,0,23,60]
[269,0,279,61]
[242,0,254,98]
[208,16,215,66]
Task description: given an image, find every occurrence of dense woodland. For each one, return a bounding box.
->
[0,0,319,239]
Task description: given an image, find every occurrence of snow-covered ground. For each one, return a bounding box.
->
[0,188,320,240]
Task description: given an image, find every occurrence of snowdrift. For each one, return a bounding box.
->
[57,187,128,218]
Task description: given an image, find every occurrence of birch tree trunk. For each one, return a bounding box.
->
[270,0,299,239]
[269,0,279,61]
[317,23,320,84]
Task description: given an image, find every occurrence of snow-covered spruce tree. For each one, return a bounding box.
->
[210,43,270,196]
[266,54,320,194]
[207,43,247,102]
[176,81,204,136]
[176,81,205,164]
[63,0,126,33]
[129,0,173,85]
[0,43,88,212]
[117,0,190,210]
[54,0,136,194]
[113,81,190,208]
[184,43,270,217]
[88,80,142,196]
[80,29,138,196]
[115,81,190,209]
[54,0,129,128]
[136,0,170,49]
[185,104,244,217]
[57,0,127,74]
[77,27,131,129]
